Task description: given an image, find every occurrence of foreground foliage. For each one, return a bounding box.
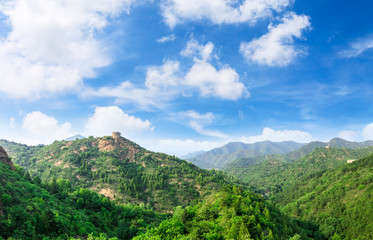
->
[0,162,166,239]
[134,186,316,240]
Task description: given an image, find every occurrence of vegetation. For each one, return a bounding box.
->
[134,186,316,240]
[0,137,240,212]
[2,137,373,239]
[188,141,304,169]
[275,154,373,239]
[0,161,166,239]
[225,147,373,194]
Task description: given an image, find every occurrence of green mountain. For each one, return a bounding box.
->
[0,146,166,239]
[134,186,317,240]
[0,136,237,212]
[224,138,373,173]
[274,154,373,239]
[225,146,373,194]
[188,141,305,169]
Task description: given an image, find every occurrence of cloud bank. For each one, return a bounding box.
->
[0,0,133,99]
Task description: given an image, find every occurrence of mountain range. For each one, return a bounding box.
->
[187,140,305,169]
[1,135,373,239]
[187,137,373,170]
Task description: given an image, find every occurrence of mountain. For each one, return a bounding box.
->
[65,134,85,141]
[188,140,305,169]
[224,138,373,172]
[0,147,166,239]
[181,150,205,159]
[0,135,240,212]
[134,186,317,240]
[0,146,318,240]
[225,146,373,194]
[274,153,373,239]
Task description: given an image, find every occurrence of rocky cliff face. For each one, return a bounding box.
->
[0,146,15,171]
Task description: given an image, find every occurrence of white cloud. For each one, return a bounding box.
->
[339,36,373,58]
[363,123,373,141]
[338,130,359,142]
[181,39,214,61]
[238,127,313,143]
[0,0,133,99]
[161,0,291,27]
[85,106,153,138]
[22,111,73,144]
[185,61,246,100]
[87,39,247,106]
[9,117,15,129]
[85,60,182,109]
[240,12,310,66]
[157,34,176,43]
[171,110,227,138]
[183,39,247,100]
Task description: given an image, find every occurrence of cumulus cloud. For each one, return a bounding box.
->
[0,0,133,99]
[181,39,214,61]
[185,61,245,100]
[240,13,311,66]
[238,127,313,143]
[363,123,373,141]
[87,39,247,107]
[338,130,359,142]
[85,106,153,138]
[22,111,73,144]
[160,0,291,27]
[85,60,182,109]
[183,39,247,100]
[339,35,373,58]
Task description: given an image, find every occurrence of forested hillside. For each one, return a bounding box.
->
[188,141,304,169]
[134,186,318,240]
[0,147,167,239]
[0,137,237,212]
[223,138,373,174]
[275,154,373,239]
[225,146,373,194]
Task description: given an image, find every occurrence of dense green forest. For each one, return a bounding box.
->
[1,137,373,239]
[274,154,373,239]
[0,160,166,239]
[134,186,317,240]
[0,137,240,212]
[225,147,373,194]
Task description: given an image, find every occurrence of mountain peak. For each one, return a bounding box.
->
[65,134,85,141]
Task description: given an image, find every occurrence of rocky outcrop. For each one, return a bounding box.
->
[0,146,15,171]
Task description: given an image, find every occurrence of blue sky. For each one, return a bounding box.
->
[0,0,373,156]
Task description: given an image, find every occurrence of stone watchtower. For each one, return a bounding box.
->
[112,132,121,139]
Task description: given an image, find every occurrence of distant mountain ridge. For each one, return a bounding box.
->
[65,134,85,141]
[187,140,305,169]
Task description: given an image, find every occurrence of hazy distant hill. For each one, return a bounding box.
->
[181,150,205,159]
[187,140,305,169]
[224,138,373,172]
[64,134,85,141]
